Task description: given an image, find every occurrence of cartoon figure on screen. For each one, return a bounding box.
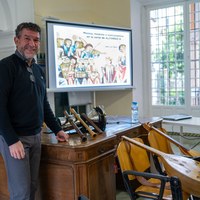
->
[56,37,64,59]
[86,59,100,85]
[74,61,87,85]
[69,41,83,58]
[75,41,85,58]
[67,58,76,85]
[118,44,127,82]
[61,38,73,58]
[81,44,95,59]
[104,57,115,83]
[70,35,87,58]
[59,58,71,82]
[63,57,77,85]
[118,44,126,65]
[88,71,100,85]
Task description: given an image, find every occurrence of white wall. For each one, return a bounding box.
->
[1,0,135,116]
[130,0,145,117]
[0,0,35,59]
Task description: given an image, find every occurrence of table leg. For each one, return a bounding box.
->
[179,126,183,143]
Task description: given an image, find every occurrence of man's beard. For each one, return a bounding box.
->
[19,46,38,60]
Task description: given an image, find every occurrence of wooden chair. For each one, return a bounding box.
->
[117,138,184,200]
[144,124,200,200]
[143,123,200,158]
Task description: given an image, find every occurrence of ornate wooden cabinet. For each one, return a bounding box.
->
[0,117,162,200]
[38,133,117,200]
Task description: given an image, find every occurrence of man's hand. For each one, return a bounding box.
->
[56,130,69,142]
[9,141,25,159]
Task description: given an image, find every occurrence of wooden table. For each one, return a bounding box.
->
[0,116,162,200]
[163,117,200,134]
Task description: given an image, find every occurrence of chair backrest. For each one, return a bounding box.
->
[148,128,174,154]
[117,138,150,180]
[117,138,186,200]
[147,126,200,158]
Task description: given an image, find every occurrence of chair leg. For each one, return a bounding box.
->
[190,196,200,200]
[170,176,183,200]
[189,195,194,200]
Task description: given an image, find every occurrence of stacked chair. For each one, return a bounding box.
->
[143,123,200,200]
[143,123,200,158]
[117,137,185,200]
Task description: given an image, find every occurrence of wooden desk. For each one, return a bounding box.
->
[38,132,116,200]
[0,117,162,200]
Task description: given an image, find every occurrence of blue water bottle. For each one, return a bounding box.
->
[131,102,139,123]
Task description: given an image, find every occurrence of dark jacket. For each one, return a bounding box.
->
[0,53,61,146]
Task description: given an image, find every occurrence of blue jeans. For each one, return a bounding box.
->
[0,134,41,200]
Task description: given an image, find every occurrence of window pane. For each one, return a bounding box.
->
[190,2,200,106]
[150,5,184,106]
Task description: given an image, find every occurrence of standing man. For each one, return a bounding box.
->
[0,22,69,200]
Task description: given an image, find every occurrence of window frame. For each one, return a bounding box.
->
[142,0,200,118]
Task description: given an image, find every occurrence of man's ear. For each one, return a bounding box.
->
[14,36,18,45]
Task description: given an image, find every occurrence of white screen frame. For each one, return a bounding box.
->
[46,20,133,92]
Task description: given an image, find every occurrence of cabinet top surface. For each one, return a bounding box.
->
[42,116,162,148]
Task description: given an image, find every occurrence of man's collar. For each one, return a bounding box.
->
[15,50,36,65]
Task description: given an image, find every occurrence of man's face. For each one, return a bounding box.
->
[14,28,40,60]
